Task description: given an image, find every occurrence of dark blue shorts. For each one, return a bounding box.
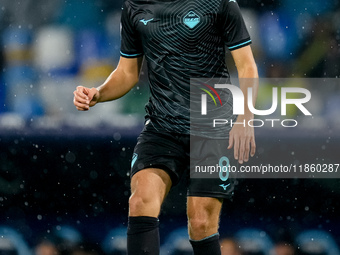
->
[131,119,237,199]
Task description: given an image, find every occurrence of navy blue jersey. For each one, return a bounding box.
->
[120,0,251,136]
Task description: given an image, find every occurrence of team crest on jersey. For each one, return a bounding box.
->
[183,11,200,29]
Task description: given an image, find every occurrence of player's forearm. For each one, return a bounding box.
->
[237,62,258,119]
[96,68,139,103]
[95,56,143,103]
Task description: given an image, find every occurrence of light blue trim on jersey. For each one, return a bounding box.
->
[120,51,143,57]
[228,39,252,50]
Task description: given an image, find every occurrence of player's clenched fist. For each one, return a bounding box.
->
[73,86,99,111]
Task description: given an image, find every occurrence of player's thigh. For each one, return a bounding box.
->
[130,168,172,211]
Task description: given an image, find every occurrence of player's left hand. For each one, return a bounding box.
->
[228,116,256,164]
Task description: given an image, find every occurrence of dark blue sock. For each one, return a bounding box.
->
[127,216,160,255]
[190,233,221,255]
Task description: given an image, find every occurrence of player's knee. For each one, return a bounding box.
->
[187,204,220,239]
[188,217,219,240]
[188,217,210,234]
[128,192,161,215]
[129,194,147,214]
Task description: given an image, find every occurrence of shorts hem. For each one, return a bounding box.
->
[131,163,179,186]
[187,191,233,200]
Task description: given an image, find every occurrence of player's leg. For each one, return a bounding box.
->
[127,119,186,254]
[187,135,237,255]
[187,196,223,255]
[129,168,172,217]
[127,168,172,255]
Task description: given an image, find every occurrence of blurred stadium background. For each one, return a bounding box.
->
[0,0,339,254]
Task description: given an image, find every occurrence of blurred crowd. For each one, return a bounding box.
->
[1,224,340,255]
[0,0,340,255]
[0,0,339,129]
[0,1,340,254]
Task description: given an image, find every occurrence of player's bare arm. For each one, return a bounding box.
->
[73,56,143,111]
[228,45,258,164]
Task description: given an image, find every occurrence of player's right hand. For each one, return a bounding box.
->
[73,86,99,111]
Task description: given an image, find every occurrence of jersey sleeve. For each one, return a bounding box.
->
[220,0,252,51]
[120,1,144,58]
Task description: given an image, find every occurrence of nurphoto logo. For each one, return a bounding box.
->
[200,83,312,128]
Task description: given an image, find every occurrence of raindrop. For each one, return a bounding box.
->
[90,171,98,179]
[65,151,76,163]
[114,133,121,141]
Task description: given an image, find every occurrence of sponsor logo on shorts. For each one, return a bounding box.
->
[219,183,230,190]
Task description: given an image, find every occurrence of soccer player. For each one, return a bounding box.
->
[73,0,258,254]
